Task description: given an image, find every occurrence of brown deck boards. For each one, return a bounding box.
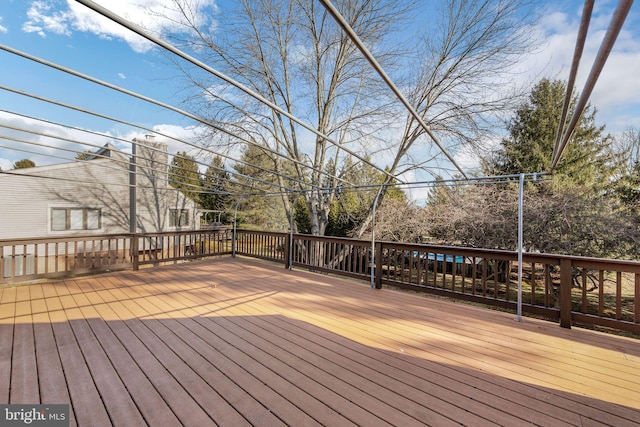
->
[1,257,639,426]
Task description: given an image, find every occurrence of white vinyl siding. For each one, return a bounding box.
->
[0,141,197,240]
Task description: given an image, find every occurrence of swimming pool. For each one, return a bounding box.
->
[412,251,465,263]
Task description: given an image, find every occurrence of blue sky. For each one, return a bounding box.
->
[0,0,639,173]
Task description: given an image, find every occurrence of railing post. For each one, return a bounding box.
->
[232,228,237,257]
[131,234,139,271]
[559,258,572,328]
[375,241,383,289]
[284,233,291,270]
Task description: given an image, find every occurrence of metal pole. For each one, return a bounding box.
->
[289,204,294,271]
[129,139,138,270]
[129,139,137,233]
[551,0,633,170]
[552,0,594,163]
[232,197,243,258]
[71,1,400,183]
[370,185,384,290]
[516,173,524,322]
[317,0,467,180]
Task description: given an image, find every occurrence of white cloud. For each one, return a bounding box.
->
[0,108,238,172]
[0,16,8,34]
[0,158,12,170]
[21,0,218,53]
[514,4,640,132]
[22,1,73,38]
[150,123,202,154]
[0,111,122,166]
[118,72,126,79]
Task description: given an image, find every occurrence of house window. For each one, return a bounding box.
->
[170,209,190,227]
[51,208,101,231]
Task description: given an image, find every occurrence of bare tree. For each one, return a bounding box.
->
[365,198,428,243]
[165,0,535,235]
[165,0,411,235]
[610,128,640,220]
[613,127,640,175]
[425,183,519,248]
[351,0,536,237]
[422,182,639,259]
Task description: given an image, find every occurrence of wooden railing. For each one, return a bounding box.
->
[2,229,639,334]
[373,242,640,334]
[234,231,640,334]
[0,229,232,283]
[234,230,287,263]
[290,234,372,281]
[135,229,233,268]
[0,234,133,283]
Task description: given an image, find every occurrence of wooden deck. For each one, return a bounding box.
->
[1,257,639,426]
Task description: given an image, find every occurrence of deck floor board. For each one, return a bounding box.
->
[1,257,639,426]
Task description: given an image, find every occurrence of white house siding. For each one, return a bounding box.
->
[0,137,198,242]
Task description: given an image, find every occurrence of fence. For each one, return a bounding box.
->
[234,230,287,263]
[0,229,232,283]
[1,229,639,334]
[235,231,640,334]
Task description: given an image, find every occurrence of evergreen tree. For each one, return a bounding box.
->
[200,156,231,218]
[231,145,289,231]
[168,151,201,202]
[326,159,406,237]
[485,78,613,190]
[13,159,36,169]
[426,79,639,258]
[293,196,312,234]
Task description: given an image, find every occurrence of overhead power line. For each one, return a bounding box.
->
[0,45,350,190]
[0,132,246,195]
[0,166,242,196]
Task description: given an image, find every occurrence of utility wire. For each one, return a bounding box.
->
[0,167,245,196]
[1,139,549,202]
[0,44,349,190]
[0,133,243,195]
[0,84,352,188]
[73,0,402,183]
[0,121,302,194]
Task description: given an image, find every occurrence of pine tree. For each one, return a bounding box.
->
[12,159,36,169]
[200,156,231,217]
[325,159,406,237]
[231,145,289,230]
[485,78,613,190]
[168,151,201,202]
